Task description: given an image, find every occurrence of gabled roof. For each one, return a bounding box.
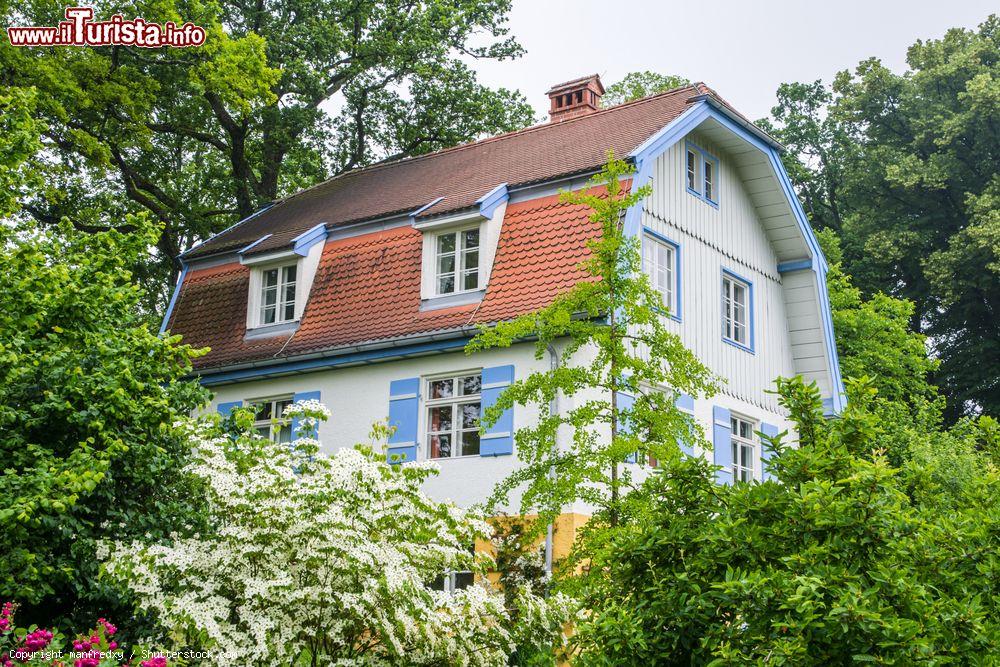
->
[183,84,714,260]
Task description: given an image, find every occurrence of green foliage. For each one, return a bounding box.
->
[603,71,691,106]
[468,153,716,529]
[569,376,1000,665]
[1,0,535,305]
[764,16,1000,419]
[0,220,209,631]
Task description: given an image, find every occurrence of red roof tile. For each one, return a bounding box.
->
[182,84,703,260]
[171,187,610,370]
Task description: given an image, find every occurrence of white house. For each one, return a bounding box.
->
[163,74,845,522]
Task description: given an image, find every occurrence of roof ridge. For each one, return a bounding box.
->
[273,82,704,202]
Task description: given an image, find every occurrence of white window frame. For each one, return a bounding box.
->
[258,263,298,326]
[704,157,716,202]
[686,148,698,192]
[433,226,481,296]
[730,413,757,482]
[424,371,482,459]
[722,271,752,351]
[431,570,475,593]
[642,232,680,319]
[251,396,294,443]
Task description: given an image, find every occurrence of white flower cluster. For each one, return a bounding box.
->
[102,400,573,665]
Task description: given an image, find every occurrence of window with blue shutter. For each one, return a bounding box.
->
[387,378,420,463]
[675,393,695,457]
[217,401,243,418]
[760,422,779,482]
[712,405,733,485]
[292,390,321,438]
[618,391,637,463]
[480,365,514,457]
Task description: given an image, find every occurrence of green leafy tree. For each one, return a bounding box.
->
[0,219,209,631]
[603,71,691,106]
[467,154,716,528]
[2,0,535,302]
[569,376,1000,665]
[764,16,1000,418]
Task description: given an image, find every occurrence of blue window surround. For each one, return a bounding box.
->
[642,228,682,322]
[721,267,754,354]
[623,98,846,415]
[684,141,720,208]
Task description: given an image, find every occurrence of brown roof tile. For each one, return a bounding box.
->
[172,186,609,370]
[182,84,702,260]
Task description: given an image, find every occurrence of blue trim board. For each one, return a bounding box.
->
[777,258,813,273]
[180,202,275,259]
[159,261,189,335]
[409,197,445,220]
[198,336,473,386]
[642,227,682,321]
[623,99,845,414]
[238,234,273,255]
[292,223,328,256]
[721,267,755,354]
[476,183,509,219]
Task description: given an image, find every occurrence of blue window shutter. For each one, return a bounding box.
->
[292,390,321,438]
[675,393,695,457]
[618,391,637,463]
[712,405,733,485]
[760,422,779,482]
[217,401,242,418]
[387,378,420,464]
[480,365,514,457]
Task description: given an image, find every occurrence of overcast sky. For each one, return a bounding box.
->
[469,0,995,122]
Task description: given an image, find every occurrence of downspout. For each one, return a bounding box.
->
[544,342,559,576]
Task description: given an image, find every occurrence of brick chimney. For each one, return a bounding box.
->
[547,74,604,123]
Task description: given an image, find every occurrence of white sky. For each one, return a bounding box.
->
[469,0,995,122]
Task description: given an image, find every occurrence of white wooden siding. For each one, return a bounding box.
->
[641,132,800,413]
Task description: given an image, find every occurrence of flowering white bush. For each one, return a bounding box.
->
[101,402,572,666]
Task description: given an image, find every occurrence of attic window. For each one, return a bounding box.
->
[260,264,297,325]
[684,141,720,207]
[435,227,480,295]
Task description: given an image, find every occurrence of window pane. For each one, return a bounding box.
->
[460,402,480,429]
[428,406,453,432]
[276,424,292,443]
[704,161,714,200]
[277,399,293,416]
[438,275,455,294]
[256,426,270,439]
[461,430,480,456]
[282,265,297,283]
[437,254,455,275]
[262,306,276,325]
[453,571,474,590]
[437,233,456,254]
[263,268,278,287]
[430,434,452,458]
[686,150,697,190]
[430,574,447,591]
[263,286,277,307]
[463,249,479,271]
[462,271,479,291]
[460,375,481,396]
[430,379,454,399]
[462,229,479,249]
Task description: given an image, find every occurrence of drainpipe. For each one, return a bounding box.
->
[544,343,559,576]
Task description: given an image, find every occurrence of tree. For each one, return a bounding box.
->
[102,402,572,666]
[2,0,535,302]
[568,376,1000,664]
[764,16,1000,419]
[467,154,716,529]
[603,71,691,107]
[0,219,209,631]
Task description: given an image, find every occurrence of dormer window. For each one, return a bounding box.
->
[435,227,480,295]
[260,264,297,325]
